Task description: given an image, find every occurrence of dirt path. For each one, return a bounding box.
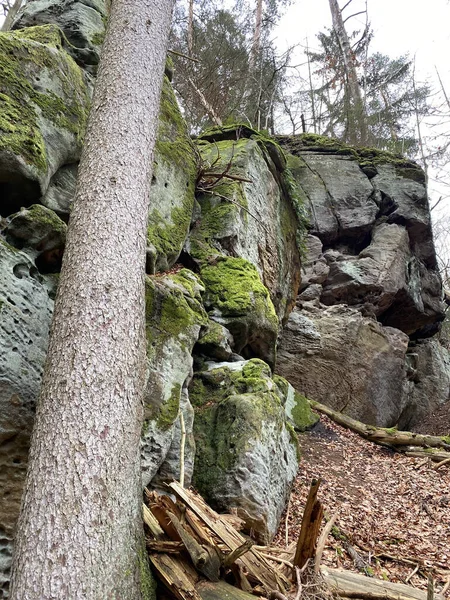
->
[274,415,450,595]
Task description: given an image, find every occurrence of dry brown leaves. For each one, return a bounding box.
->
[274,416,450,596]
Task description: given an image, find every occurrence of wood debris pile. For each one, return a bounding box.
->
[143,482,442,600]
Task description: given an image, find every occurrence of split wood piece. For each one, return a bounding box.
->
[150,552,202,600]
[146,540,184,553]
[321,567,445,600]
[143,503,165,539]
[314,513,338,573]
[310,401,450,454]
[168,511,221,582]
[294,478,324,569]
[169,482,290,594]
[196,580,262,600]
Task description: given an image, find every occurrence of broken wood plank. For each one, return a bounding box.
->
[149,552,201,600]
[294,478,323,568]
[196,580,261,599]
[169,482,289,594]
[321,567,445,600]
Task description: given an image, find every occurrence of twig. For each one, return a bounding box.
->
[427,575,434,600]
[179,410,186,488]
[294,566,303,600]
[441,578,450,595]
[222,540,253,567]
[168,48,200,63]
[405,564,419,584]
[259,553,294,569]
[433,457,450,470]
[285,497,290,549]
[201,172,253,184]
[314,513,338,573]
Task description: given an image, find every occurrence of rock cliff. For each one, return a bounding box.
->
[0,4,448,597]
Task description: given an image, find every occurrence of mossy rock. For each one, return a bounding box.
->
[199,256,278,367]
[191,359,300,542]
[5,204,66,252]
[0,25,89,215]
[146,77,198,274]
[141,269,207,487]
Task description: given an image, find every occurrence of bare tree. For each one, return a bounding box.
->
[328,0,370,145]
[1,0,22,31]
[9,0,174,597]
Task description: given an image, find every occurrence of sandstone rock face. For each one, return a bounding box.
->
[277,305,409,426]
[0,25,90,216]
[191,359,303,543]
[0,241,53,598]
[141,270,207,487]
[400,339,450,429]
[276,135,448,427]
[13,0,108,72]
[191,128,304,323]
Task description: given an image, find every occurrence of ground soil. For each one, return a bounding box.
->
[274,415,450,596]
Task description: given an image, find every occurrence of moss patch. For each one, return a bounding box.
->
[290,391,319,432]
[200,256,276,322]
[0,24,89,173]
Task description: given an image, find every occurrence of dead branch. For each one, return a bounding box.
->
[294,478,324,568]
[314,513,338,573]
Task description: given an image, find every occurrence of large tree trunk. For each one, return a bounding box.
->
[9,0,174,598]
[328,0,369,145]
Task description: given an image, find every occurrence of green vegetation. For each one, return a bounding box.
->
[0,25,89,172]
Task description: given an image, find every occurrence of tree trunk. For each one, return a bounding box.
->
[187,0,194,56]
[328,0,369,145]
[249,0,263,72]
[1,0,23,31]
[9,0,174,598]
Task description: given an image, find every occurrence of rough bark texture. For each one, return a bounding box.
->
[328,0,369,145]
[9,0,174,598]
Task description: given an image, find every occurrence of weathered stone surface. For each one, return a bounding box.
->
[200,256,279,369]
[13,0,108,72]
[194,319,234,362]
[41,162,78,216]
[146,77,197,274]
[0,25,89,216]
[276,304,409,427]
[5,204,66,253]
[0,240,53,597]
[278,135,445,338]
[191,359,299,543]
[141,270,207,487]
[191,128,303,322]
[400,339,450,429]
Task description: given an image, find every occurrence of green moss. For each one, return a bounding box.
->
[91,31,105,46]
[200,256,277,323]
[290,391,319,432]
[0,25,89,172]
[156,383,181,431]
[145,273,207,346]
[441,435,450,445]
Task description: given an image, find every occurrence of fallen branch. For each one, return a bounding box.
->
[294,478,324,568]
[309,400,450,455]
[314,513,338,573]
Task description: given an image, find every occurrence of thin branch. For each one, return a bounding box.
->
[342,10,366,25]
[168,48,200,63]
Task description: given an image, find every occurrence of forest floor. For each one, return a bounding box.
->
[274,415,450,596]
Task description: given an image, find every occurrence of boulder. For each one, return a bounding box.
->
[0,25,89,215]
[41,163,78,216]
[191,359,301,543]
[400,339,450,429]
[276,304,410,427]
[0,239,53,596]
[141,269,207,487]
[13,0,108,72]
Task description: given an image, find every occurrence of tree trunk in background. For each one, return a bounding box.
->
[328,0,369,145]
[249,0,263,72]
[10,0,174,598]
[1,0,23,31]
[187,0,194,56]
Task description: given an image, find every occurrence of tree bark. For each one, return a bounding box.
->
[10,0,174,598]
[187,0,194,56]
[328,0,369,145]
[249,0,263,73]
